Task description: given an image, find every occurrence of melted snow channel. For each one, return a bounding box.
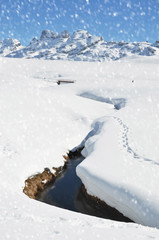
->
[79,92,126,110]
[37,96,132,222]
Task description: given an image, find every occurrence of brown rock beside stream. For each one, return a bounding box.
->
[23,154,69,199]
[23,149,83,199]
[23,168,55,199]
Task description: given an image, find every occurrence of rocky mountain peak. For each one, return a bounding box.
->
[72,30,90,40]
[40,30,70,40]
[40,30,59,40]
[60,30,70,38]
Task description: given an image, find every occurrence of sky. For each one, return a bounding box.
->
[0,0,159,45]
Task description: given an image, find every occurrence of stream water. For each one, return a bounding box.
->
[38,156,132,222]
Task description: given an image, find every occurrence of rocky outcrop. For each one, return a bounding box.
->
[23,154,69,199]
[23,168,55,199]
[40,30,70,40]
[23,148,83,199]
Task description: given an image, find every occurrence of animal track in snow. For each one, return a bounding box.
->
[113,116,158,165]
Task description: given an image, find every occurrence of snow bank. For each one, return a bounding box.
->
[77,117,159,227]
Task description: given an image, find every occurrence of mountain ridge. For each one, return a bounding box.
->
[1,29,159,61]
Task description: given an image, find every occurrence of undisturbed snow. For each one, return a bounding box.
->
[0,56,159,239]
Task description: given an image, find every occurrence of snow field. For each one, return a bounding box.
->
[0,57,159,239]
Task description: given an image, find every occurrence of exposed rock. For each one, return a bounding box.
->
[23,148,84,199]
[60,30,70,38]
[40,30,59,40]
[40,30,70,40]
[23,154,69,199]
[154,40,159,48]
[23,168,55,199]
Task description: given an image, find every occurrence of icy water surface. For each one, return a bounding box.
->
[38,156,132,222]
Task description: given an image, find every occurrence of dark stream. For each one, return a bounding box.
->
[38,156,132,222]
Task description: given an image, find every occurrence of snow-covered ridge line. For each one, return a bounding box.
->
[1,29,159,61]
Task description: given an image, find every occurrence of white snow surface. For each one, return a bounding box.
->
[0,56,159,239]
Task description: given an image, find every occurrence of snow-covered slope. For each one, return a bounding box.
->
[3,30,159,61]
[0,39,23,57]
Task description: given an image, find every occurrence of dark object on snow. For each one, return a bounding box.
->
[57,80,75,85]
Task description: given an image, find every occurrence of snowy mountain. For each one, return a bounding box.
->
[0,38,23,56]
[2,30,159,61]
